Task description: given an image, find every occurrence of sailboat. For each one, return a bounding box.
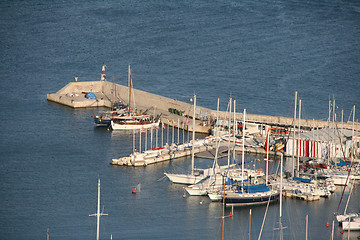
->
[164,95,211,185]
[92,65,128,127]
[89,178,108,240]
[111,65,160,130]
[185,138,237,195]
[224,109,280,207]
[186,99,250,196]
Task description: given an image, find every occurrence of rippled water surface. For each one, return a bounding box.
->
[0,0,359,239]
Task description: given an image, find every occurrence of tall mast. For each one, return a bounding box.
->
[222,175,225,240]
[213,98,220,170]
[333,99,336,161]
[292,91,297,177]
[96,179,100,240]
[112,74,115,110]
[191,94,196,176]
[89,178,108,240]
[328,98,331,166]
[265,127,270,185]
[279,153,283,240]
[305,215,308,240]
[352,105,355,161]
[233,100,236,162]
[242,109,246,185]
[227,98,232,167]
[297,99,301,177]
[128,65,132,116]
[216,98,220,138]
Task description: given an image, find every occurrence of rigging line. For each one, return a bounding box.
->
[334,120,353,213]
[157,176,167,182]
[347,106,354,123]
[167,146,178,171]
[257,187,273,240]
[214,216,223,240]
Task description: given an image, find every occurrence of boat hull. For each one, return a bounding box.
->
[208,192,223,202]
[164,173,208,185]
[342,218,360,231]
[111,120,160,130]
[225,191,280,207]
[94,117,111,127]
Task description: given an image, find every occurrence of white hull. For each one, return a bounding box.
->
[164,173,208,185]
[331,176,350,186]
[336,213,359,223]
[342,217,360,230]
[208,192,223,202]
[111,120,159,130]
[185,186,209,196]
[185,181,223,196]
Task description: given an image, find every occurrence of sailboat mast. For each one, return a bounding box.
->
[328,98,331,166]
[242,109,246,185]
[89,178,108,240]
[249,209,252,240]
[279,153,283,240]
[96,179,101,240]
[292,91,297,177]
[352,105,355,159]
[191,95,196,176]
[128,65,132,116]
[222,175,225,240]
[227,98,232,167]
[344,180,354,215]
[297,99,301,177]
[216,98,220,138]
[233,100,236,162]
[112,74,115,110]
[305,214,308,240]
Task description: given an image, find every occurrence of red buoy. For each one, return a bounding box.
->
[326,222,329,228]
[228,213,233,217]
[132,188,136,194]
[341,230,344,234]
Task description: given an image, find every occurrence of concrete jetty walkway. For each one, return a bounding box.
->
[47,80,358,132]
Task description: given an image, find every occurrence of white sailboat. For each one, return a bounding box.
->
[111,65,160,130]
[164,95,210,185]
[89,178,108,240]
[335,179,359,225]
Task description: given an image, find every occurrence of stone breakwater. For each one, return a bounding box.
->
[47,80,358,132]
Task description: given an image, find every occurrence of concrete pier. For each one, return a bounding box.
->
[111,137,217,167]
[47,80,359,132]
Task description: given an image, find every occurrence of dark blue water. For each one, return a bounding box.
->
[1,0,359,239]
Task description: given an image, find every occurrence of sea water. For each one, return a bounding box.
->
[0,0,359,239]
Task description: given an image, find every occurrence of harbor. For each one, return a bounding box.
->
[48,76,360,167]
[4,0,360,239]
[47,79,359,133]
[47,74,360,233]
